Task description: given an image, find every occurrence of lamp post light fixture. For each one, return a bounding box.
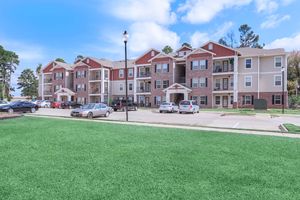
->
[281,66,285,114]
[123,30,129,121]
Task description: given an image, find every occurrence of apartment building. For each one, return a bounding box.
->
[39,41,288,109]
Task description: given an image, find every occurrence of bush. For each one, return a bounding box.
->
[289,95,300,108]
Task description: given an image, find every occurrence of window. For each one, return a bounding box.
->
[154,96,161,105]
[208,43,213,50]
[155,80,161,89]
[192,78,198,88]
[151,50,155,57]
[128,68,133,77]
[54,85,61,92]
[274,75,282,86]
[76,84,86,92]
[230,78,234,88]
[129,83,133,91]
[274,56,282,68]
[163,80,169,88]
[55,72,63,80]
[215,96,221,105]
[199,77,207,88]
[192,96,198,103]
[76,71,86,78]
[230,96,234,104]
[215,79,221,90]
[273,95,282,105]
[104,70,109,79]
[104,82,108,93]
[199,60,207,70]
[162,64,169,73]
[119,69,124,78]
[245,58,252,69]
[192,60,199,70]
[243,95,252,105]
[119,83,123,91]
[155,64,162,73]
[245,76,252,87]
[199,96,207,105]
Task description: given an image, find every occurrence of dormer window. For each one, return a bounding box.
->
[208,43,213,50]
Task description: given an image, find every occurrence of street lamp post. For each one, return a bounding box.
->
[281,66,285,114]
[123,31,129,121]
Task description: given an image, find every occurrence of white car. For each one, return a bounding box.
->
[159,102,178,113]
[0,100,8,106]
[178,100,199,114]
[39,100,51,108]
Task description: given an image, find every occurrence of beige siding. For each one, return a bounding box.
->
[111,80,134,96]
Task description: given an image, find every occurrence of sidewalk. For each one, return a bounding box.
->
[26,114,300,139]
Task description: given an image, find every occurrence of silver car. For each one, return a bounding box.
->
[178,100,199,114]
[0,100,8,107]
[70,103,113,119]
[159,102,178,113]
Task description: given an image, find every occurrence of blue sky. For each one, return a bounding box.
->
[0,0,300,95]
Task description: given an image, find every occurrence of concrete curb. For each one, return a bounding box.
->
[25,114,300,139]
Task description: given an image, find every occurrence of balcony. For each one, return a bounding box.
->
[213,66,234,73]
[136,87,151,93]
[44,78,52,84]
[89,71,101,82]
[44,90,52,96]
[137,72,151,78]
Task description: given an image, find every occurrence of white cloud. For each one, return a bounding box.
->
[107,0,176,25]
[178,0,252,24]
[281,0,295,5]
[260,14,290,29]
[213,21,234,38]
[265,33,300,51]
[128,22,180,53]
[255,0,278,13]
[190,32,210,47]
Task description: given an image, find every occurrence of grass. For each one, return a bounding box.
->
[0,117,300,200]
[201,108,300,115]
[283,123,300,133]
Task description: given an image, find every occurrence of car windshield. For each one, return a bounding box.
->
[82,103,95,109]
[180,101,190,105]
[0,100,7,104]
[161,102,171,106]
[9,101,21,105]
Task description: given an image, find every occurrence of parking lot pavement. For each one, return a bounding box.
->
[30,108,300,132]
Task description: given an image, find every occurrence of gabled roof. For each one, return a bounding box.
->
[184,47,216,58]
[163,83,192,92]
[234,47,286,57]
[134,48,160,65]
[201,40,237,52]
[112,60,135,69]
[148,52,175,62]
[176,45,193,52]
[42,61,73,73]
[88,57,114,68]
[55,87,75,95]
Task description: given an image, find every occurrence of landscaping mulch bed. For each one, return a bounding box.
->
[0,113,23,120]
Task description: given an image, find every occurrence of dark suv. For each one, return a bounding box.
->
[111,100,138,112]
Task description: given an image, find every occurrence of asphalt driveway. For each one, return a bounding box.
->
[29,108,300,132]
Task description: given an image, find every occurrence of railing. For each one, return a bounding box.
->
[137,72,151,78]
[44,78,52,83]
[89,88,101,94]
[44,91,52,95]
[213,86,233,91]
[213,65,234,73]
[136,87,151,93]
[89,73,101,81]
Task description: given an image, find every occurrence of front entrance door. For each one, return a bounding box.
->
[145,97,150,107]
[223,96,228,107]
[174,93,184,104]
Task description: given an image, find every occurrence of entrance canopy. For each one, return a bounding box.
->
[55,88,75,101]
[163,83,192,102]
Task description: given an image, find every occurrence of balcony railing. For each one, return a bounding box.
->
[136,87,151,93]
[137,72,151,78]
[89,72,101,81]
[44,91,52,95]
[213,86,233,91]
[89,88,101,94]
[213,65,234,73]
[44,78,52,83]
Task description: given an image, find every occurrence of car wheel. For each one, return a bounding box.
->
[114,108,117,112]
[31,107,36,113]
[87,112,93,119]
[105,111,110,117]
[8,108,13,114]
[134,106,137,111]
[197,110,199,113]
[121,108,125,112]
[171,108,174,113]
[159,110,162,113]
[179,111,182,114]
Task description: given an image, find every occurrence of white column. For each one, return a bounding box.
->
[166,91,170,102]
[172,61,175,84]
[41,73,44,100]
[107,69,110,105]
[257,56,260,99]
[67,95,71,101]
[133,65,137,102]
[233,56,238,106]
[101,68,105,102]
[184,92,188,100]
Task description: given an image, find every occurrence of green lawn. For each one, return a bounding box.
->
[201,108,300,115]
[283,123,300,133]
[0,117,300,200]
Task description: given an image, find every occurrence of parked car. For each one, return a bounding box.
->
[111,100,138,112]
[51,101,62,109]
[178,100,199,114]
[38,100,51,108]
[0,101,38,113]
[61,101,82,109]
[159,102,178,113]
[0,100,8,106]
[70,103,113,118]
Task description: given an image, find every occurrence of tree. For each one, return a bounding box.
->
[55,58,66,63]
[182,43,192,48]
[162,45,173,54]
[218,38,229,47]
[287,51,300,95]
[0,45,19,100]
[238,24,264,48]
[35,63,42,75]
[17,69,38,99]
[74,55,84,63]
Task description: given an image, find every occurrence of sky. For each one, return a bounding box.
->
[0,0,300,96]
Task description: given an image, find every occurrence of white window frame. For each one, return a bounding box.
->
[199,77,206,88]
[156,64,162,73]
[119,69,124,78]
[162,64,168,73]
[199,96,207,105]
[129,83,133,91]
[192,60,200,70]
[155,80,161,89]
[215,96,221,105]
[192,78,198,88]
[199,60,206,70]
[155,96,161,105]
[244,95,252,105]
[274,95,282,105]
[119,83,124,91]
[244,76,252,87]
[151,50,155,57]
[274,75,282,86]
[245,58,252,69]
[274,56,283,68]
[128,68,133,77]
[162,80,169,89]
[208,43,213,50]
